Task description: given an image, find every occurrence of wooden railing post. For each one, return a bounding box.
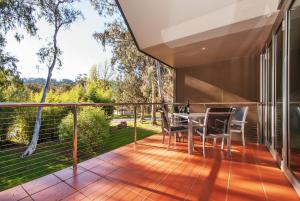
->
[134,106,137,144]
[72,106,78,174]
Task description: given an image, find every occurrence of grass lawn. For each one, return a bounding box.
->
[113,112,161,119]
[0,121,161,191]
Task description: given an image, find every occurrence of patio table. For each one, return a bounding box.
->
[173,113,206,154]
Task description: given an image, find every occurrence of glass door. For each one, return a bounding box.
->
[275,24,284,161]
[266,43,274,147]
[261,50,268,144]
[288,0,300,180]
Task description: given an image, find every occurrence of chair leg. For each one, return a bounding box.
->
[227,136,231,157]
[178,132,183,142]
[202,135,206,158]
[177,132,180,142]
[213,138,217,149]
[242,130,246,147]
[168,132,171,150]
[174,132,177,145]
[221,137,224,150]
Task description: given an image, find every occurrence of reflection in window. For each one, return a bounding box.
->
[267,43,273,146]
[289,0,300,179]
[275,25,283,159]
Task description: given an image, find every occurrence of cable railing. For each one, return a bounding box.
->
[0,101,261,191]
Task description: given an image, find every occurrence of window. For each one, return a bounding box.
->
[289,0,300,179]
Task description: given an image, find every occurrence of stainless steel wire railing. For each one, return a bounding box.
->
[0,102,168,191]
[0,101,261,191]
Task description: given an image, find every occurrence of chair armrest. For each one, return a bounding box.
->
[190,119,206,126]
[193,123,205,127]
[191,119,200,124]
[231,120,247,125]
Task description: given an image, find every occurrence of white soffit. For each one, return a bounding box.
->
[118,0,279,67]
[118,0,279,49]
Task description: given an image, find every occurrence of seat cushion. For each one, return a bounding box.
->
[195,126,223,134]
[170,126,187,132]
[231,124,242,130]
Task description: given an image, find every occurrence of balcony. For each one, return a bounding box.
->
[1,135,298,201]
[0,102,298,201]
[1,1,299,200]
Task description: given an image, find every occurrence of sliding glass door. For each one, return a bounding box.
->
[261,43,274,147]
[275,25,284,160]
[266,43,274,147]
[260,0,300,189]
[261,49,268,144]
[288,0,300,180]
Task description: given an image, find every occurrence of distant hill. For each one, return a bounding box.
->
[22,78,74,86]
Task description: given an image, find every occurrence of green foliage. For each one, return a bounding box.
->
[26,77,115,116]
[7,107,70,145]
[0,120,160,191]
[0,67,28,102]
[84,80,114,116]
[0,0,37,71]
[85,81,112,102]
[0,67,115,145]
[6,109,32,144]
[36,0,83,71]
[0,107,15,143]
[90,0,118,17]
[23,77,74,87]
[94,18,174,104]
[0,68,30,143]
[59,107,110,155]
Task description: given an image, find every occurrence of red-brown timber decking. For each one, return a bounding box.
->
[0,134,299,201]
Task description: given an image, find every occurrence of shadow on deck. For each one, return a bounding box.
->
[1,134,299,201]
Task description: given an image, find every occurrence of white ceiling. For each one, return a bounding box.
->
[118,0,280,67]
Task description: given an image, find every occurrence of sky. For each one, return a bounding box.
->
[5,1,112,81]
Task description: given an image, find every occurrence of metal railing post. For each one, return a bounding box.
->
[134,106,137,144]
[257,103,262,145]
[72,106,78,174]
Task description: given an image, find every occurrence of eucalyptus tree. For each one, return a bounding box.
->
[94,18,160,121]
[89,61,114,89]
[92,0,174,123]
[90,0,118,16]
[0,0,38,96]
[94,19,143,118]
[0,0,37,141]
[22,0,82,157]
[141,65,158,124]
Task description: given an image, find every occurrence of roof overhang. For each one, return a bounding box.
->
[117,0,279,68]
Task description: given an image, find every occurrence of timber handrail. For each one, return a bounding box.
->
[0,101,262,108]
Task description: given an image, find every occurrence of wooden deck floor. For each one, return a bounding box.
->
[1,134,299,201]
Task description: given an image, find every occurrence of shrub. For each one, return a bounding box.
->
[7,107,70,145]
[84,81,115,116]
[0,108,15,142]
[58,107,110,155]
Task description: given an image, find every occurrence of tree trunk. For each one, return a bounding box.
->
[140,105,145,123]
[151,76,157,125]
[156,62,168,120]
[22,27,59,157]
[22,67,54,157]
